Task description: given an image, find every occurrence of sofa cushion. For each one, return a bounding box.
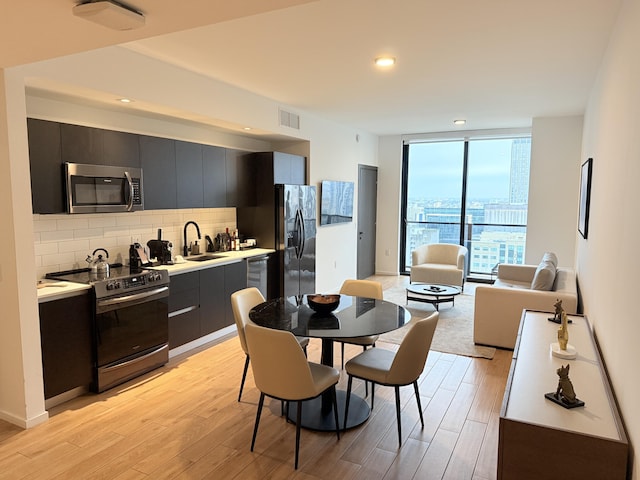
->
[541,252,558,268]
[531,260,556,290]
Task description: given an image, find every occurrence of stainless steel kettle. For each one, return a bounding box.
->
[87,248,110,275]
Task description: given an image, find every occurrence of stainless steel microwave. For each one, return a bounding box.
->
[65,163,143,214]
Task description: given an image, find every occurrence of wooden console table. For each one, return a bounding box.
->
[498,310,628,479]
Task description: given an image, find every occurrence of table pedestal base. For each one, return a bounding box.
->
[287,390,370,431]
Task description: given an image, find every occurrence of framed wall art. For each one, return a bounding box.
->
[578,158,593,239]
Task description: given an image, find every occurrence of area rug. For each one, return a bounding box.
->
[380,285,496,359]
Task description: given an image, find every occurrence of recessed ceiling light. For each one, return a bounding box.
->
[118,98,133,103]
[243,127,252,131]
[374,56,396,67]
[453,119,466,126]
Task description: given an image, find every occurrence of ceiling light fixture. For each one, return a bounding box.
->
[453,119,466,126]
[118,98,133,103]
[374,56,396,67]
[73,1,145,31]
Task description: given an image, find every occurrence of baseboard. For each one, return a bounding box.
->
[168,325,236,359]
[0,408,49,429]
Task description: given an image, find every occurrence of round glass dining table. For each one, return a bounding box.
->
[249,294,410,431]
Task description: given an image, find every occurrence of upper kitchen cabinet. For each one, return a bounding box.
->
[102,129,140,167]
[203,145,227,207]
[176,140,204,209]
[251,151,307,185]
[28,118,65,214]
[139,135,177,210]
[60,123,103,165]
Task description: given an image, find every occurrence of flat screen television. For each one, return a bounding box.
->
[320,180,354,225]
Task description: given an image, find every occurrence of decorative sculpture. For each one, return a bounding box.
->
[545,364,585,409]
[550,302,577,359]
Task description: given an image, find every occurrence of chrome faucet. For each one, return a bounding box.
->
[183,221,201,256]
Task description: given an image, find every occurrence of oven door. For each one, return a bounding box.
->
[95,286,169,368]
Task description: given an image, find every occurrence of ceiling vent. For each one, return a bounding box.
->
[279,109,300,130]
[73,1,145,31]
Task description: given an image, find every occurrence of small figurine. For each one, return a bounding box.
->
[548,299,572,324]
[557,312,569,350]
[555,364,577,403]
[545,364,585,408]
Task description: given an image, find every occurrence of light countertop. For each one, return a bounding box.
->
[37,248,275,303]
[37,280,91,303]
[148,248,274,275]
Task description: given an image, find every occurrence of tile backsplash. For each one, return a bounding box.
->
[33,208,237,279]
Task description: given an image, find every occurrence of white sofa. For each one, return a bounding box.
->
[473,258,578,349]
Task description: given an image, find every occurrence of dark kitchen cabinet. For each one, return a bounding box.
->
[176,140,204,208]
[140,135,177,210]
[223,261,248,327]
[39,293,93,399]
[102,129,140,167]
[168,271,200,348]
[168,262,248,348]
[60,123,140,167]
[203,145,227,207]
[272,152,306,184]
[199,266,226,335]
[60,123,103,165]
[27,118,65,214]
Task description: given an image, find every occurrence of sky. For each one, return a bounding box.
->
[407,138,521,200]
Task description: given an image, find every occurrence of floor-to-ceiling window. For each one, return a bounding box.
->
[401,134,531,280]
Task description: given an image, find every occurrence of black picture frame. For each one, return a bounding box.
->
[578,158,593,239]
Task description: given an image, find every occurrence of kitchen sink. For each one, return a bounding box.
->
[186,254,224,262]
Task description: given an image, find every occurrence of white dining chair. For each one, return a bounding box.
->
[245,322,340,469]
[231,287,309,402]
[343,311,439,447]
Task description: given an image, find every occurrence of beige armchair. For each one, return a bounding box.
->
[410,243,468,289]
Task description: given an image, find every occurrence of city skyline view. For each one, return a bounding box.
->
[402,137,531,276]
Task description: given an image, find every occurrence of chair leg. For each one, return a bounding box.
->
[363,345,369,397]
[413,381,424,428]
[295,400,302,469]
[343,375,353,431]
[341,342,345,369]
[371,383,375,412]
[331,386,340,440]
[394,386,402,448]
[238,354,250,402]
[251,392,265,451]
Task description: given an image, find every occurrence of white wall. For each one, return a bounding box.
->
[1,45,376,427]
[527,116,583,266]
[0,70,47,428]
[580,0,640,477]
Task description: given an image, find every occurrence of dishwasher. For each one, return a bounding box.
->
[246,254,269,299]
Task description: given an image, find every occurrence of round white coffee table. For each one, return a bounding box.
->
[406,283,461,311]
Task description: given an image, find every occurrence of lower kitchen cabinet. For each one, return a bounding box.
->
[39,293,93,399]
[168,271,200,348]
[168,261,248,348]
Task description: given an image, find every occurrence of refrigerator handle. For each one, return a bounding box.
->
[298,209,306,258]
[293,209,303,259]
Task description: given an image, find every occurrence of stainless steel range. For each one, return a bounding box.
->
[47,265,170,392]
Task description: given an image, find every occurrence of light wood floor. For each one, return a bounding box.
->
[0,277,511,480]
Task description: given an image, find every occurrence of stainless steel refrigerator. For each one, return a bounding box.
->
[238,184,316,300]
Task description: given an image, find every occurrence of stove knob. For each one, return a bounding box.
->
[148,273,155,282]
[114,281,121,289]
[106,282,115,291]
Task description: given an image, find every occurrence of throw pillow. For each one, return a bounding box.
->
[531,261,556,291]
[541,252,558,268]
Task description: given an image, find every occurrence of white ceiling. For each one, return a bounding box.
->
[3,0,623,136]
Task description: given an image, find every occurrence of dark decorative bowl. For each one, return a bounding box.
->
[307,294,341,314]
